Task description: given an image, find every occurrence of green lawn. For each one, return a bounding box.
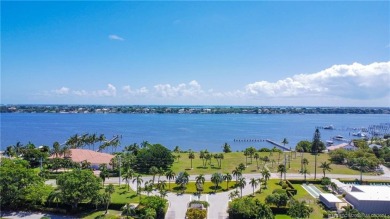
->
[81,210,122,219]
[247,179,324,219]
[103,185,145,204]
[167,181,234,194]
[171,152,362,176]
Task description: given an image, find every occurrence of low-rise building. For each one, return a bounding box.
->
[50,148,114,169]
[344,185,390,214]
[319,193,346,210]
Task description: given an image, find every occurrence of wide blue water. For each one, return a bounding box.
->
[1,113,389,152]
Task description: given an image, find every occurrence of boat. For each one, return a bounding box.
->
[352,132,366,137]
[333,135,344,141]
[326,140,334,146]
[324,125,334,130]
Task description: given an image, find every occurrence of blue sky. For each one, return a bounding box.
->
[2,1,389,106]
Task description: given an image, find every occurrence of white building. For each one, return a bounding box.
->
[319,193,346,210]
[344,185,390,214]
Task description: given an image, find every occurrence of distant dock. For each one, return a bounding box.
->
[266,139,291,151]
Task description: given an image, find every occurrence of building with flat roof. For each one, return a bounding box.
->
[319,193,346,210]
[344,185,390,214]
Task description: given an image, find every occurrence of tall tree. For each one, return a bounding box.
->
[223,173,232,190]
[211,173,223,192]
[132,174,143,196]
[319,161,332,178]
[311,128,321,180]
[277,164,286,183]
[237,177,247,198]
[123,168,135,191]
[232,167,242,185]
[188,151,195,169]
[104,184,115,214]
[249,178,258,195]
[222,143,232,153]
[57,169,101,209]
[165,170,176,190]
[261,169,271,189]
[254,153,260,169]
[149,166,159,184]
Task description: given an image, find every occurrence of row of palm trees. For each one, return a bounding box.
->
[64,133,121,152]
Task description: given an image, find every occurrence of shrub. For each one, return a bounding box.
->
[186,208,207,219]
[281,183,288,189]
[272,189,287,195]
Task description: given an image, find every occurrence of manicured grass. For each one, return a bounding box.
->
[81,210,122,219]
[248,179,324,219]
[167,181,234,194]
[171,152,362,176]
[275,215,291,219]
[102,185,145,204]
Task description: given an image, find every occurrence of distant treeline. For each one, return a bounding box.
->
[1,105,389,114]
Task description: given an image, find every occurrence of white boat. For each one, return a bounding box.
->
[324,125,334,130]
[326,140,334,146]
[333,135,344,141]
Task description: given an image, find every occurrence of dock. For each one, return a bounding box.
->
[266,139,291,151]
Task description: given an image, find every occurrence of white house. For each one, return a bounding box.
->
[344,185,390,214]
[319,193,346,210]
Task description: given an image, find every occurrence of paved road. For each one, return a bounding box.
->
[44,166,390,219]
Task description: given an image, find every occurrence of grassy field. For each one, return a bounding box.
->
[167,181,234,194]
[248,179,324,219]
[171,152,362,176]
[102,185,145,204]
[81,210,122,219]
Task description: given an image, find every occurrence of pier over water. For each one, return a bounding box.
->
[266,139,291,151]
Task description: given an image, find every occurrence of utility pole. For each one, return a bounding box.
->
[284,154,287,180]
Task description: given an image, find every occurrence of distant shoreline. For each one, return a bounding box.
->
[1,105,390,114]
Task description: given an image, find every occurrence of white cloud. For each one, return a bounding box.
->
[153,80,205,98]
[93,84,117,97]
[43,61,389,106]
[108,34,124,41]
[72,90,88,96]
[53,87,70,95]
[122,85,149,96]
[245,61,390,99]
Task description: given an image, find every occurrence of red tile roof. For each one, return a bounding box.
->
[50,149,114,164]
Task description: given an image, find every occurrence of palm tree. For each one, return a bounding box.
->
[237,177,246,197]
[165,170,176,190]
[319,161,332,178]
[157,167,165,182]
[301,167,309,182]
[254,153,260,169]
[104,184,115,214]
[188,151,195,169]
[261,169,271,189]
[257,178,264,193]
[232,167,242,185]
[302,157,309,172]
[211,173,223,192]
[223,173,232,190]
[243,149,250,166]
[277,164,286,183]
[123,168,135,191]
[149,166,159,183]
[282,138,289,147]
[157,180,167,191]
[249,178,258,195]
[133,174,143,195]
[52,141,61,158]
[144,181,153,196]
[229,190,240,200]
[356,157,369,184]
[195,174,206,185]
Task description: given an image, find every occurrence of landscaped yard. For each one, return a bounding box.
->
[248,179,324,219]
[81,210,122,219]
[101,185,145,204]
[171,152,362,176]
